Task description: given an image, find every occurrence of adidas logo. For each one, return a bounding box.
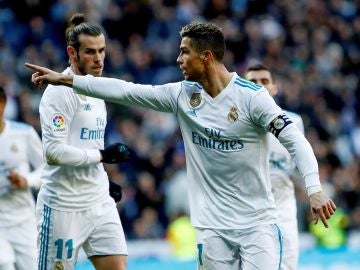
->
[186,110,197,117]
[83,104,92,111]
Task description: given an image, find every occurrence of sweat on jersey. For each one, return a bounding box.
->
[0,120,43,227]
[38,67,111,211]
[72,72,320,230]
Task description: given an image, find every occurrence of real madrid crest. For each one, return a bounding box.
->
[54,261,64,270]
[189,93,201,108]
[10,143,18,152]
[227,106,239,122]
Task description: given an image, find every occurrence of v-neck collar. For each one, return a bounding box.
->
[201,72,237,103]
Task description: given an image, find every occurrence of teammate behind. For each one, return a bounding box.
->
[33,14,130,270]
[26,22,336,270]
[0,86,43,270]
[245,64,304,270]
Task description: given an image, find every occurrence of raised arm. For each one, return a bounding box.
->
[25,63,74,88]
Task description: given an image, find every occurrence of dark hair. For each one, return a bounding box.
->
[0,86,6,102]
[65,13,105,52]
[245,64,270,73]
[245,64,275,81]
[180,22,225,61]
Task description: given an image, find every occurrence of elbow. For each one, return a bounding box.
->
[45,147,61,165]
[46,153,60,165]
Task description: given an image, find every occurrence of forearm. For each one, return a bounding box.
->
[278,126,321,196]
[73,75,177,112]
[59,74,74,88]
[44,141,101,167]
[23,165,44,189]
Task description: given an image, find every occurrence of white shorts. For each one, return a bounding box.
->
[0,215,37,270]
[196,224,283,270]
[274,185,299,270]
[36,199,127,270]
[278,221,299,270]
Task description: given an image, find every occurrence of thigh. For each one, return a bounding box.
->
[90,255,126,270]
[83,200,127,258]
[196,228,239,270]
[9,216,37,270]
[240,224,282,270]
[0,238,15,266]
[36,201,92,270]
[279,223,299,270]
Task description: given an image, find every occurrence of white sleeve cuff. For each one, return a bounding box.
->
[306,185,322,197]
[304,173,322,197]
[85,149,101,164]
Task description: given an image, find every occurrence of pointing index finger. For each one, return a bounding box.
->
[24,62,42,72]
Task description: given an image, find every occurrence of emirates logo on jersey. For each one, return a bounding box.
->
[10,143,18,152]
[227,106,239,122]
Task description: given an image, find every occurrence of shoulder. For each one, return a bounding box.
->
[42,68,76,99]
[233,76,263,93]
[42,83,73,99]
[181,80,202,94]
[40,83,78,110]
[7,120,33,135]
[231,76,267,103]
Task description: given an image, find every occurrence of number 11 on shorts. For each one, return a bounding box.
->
[55,239,73,259]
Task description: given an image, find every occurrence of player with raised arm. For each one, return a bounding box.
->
[26,22,336,270]
[0,86,43,270]
[29,14,130,270]
[245,64,304,270]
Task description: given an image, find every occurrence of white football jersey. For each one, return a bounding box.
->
[0,120,43,227]
[73,73,319,229]
[38,68,110,211]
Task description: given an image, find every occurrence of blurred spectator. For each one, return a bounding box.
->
[166,211,197,260]
[309,207,349,249]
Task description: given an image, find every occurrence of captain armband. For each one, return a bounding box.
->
[268,113,293,138]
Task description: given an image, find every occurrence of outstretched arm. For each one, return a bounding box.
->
[26,62,180,113]
[25,63,74,88]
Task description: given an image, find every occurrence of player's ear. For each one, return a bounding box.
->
[201,50,212,62]
[67,46,77,60]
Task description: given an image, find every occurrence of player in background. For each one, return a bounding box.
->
[0,86,43,270]
[32,13,130,270]
[245,64,304,270]
[26,22,336,270]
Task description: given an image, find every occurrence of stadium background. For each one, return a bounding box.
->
[0,0,359,268]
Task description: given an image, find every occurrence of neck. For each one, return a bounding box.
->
[201,64,233,98]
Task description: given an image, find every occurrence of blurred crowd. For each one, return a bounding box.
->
[0,0,359,246]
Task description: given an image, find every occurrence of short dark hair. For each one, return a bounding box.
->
[65,13,105,52]
[245,64,270,73]
[180,22,225,61]
[0,86,6,103]
[245,64,275,81]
